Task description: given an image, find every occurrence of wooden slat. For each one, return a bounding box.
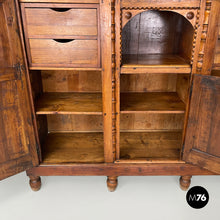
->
[0,67,16,82]
[121,55,191,74]
[42,132,104,163]
[120,131,182,160]
[120,92,185,113]
[28,162,214,176]
[35,92,102,115]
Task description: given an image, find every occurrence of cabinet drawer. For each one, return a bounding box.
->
[29,39,99,67]
[22,4,98,38]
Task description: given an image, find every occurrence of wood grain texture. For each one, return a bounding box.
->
[120,73,177,92]
[20,0,99,3]
[41,70,101,93]
[120,113,184,131]
[121,10,194,67]
[28,162,214,176]
[29,39,99,68]
[183,75,220,174]
[0,0,39,180]
[42,133,104,163]
[47,115,103,132]
[35,92,102,115]
[120,92,185,113]
[120,0,200,8]
[121,55,191,73]
[120,131,182,160]
[23,7,98,38]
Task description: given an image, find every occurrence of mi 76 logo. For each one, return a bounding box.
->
[186,186,209,209]
[188,194,207,202]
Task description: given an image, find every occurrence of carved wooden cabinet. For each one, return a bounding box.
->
[0,0,219,192]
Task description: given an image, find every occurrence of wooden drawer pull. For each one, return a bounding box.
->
[53,39,75,43]
[50,8,71,12]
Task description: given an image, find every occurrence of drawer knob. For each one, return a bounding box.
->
[50,8,71,12]
[53,39,75,43]
[186,12,194,20]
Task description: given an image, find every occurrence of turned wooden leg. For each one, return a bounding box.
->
[179,175,192,191]
[29,176,41,191]
[107,176,118,192]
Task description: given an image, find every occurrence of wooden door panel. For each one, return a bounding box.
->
[0,0,39,180]
[183,75,220,174]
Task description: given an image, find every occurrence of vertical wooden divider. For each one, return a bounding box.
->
[115,0,121,160]
[100,0,114,162]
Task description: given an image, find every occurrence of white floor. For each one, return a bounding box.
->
[0,173,219,220]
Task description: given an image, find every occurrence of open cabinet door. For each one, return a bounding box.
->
[182,74,220,174]
[0,0,39,180]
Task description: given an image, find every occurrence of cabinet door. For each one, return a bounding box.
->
[182,74,220,174]
[0,0,39,180]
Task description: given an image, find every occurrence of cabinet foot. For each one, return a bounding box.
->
[179,175,192,191]
[107,176,118,192]
[29,176,41,191]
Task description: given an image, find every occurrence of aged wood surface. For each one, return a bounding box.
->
[120,113,184,131]
[35,92,102,115]
[23,6,98,37]
[0,0,39,180]
[183,75,220,174]
[42,133,104,163]
[120,131,182,160]
[29,39,99,68]
[120,92,185,113]
[27,163,214,176]
[120,0,201,8]
[41,70,102,92]
[107,176,118,192]
[179,175,192,191]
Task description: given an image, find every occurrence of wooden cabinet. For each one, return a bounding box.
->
[0,0,219,192]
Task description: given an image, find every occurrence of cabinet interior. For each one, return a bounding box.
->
[122,10,194,68]
[119,9,192,162]
[30,70,104,164]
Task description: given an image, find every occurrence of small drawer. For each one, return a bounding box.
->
[29,39,99,68]
[21,4,98,38]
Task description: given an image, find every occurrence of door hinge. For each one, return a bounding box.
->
[14,63,24,80]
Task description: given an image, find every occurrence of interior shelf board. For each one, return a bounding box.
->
[121,54,191,74]
[36,92,102,115]
[120,131,182,161]
[42,132,104,164]
[120,92,185,113]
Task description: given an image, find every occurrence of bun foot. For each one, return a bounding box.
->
[179,175,192,191]
[107,176,118,192]
[29,176,41,191]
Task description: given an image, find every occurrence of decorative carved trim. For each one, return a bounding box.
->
[111,0,116,161]
[196,0,212,72]
[191,10,200,64]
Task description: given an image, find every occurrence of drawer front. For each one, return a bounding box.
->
[29,39,99,67]
[24,7,98,37]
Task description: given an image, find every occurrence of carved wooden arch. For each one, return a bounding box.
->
[121,8,199,29]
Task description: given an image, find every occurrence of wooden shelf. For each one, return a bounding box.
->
[36,92,102,115]
[121,54,191,74]
[120,131,182,161]
[120,92,185,113]
[42,132,104,164]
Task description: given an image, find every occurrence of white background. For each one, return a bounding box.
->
[0,173,219,220]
